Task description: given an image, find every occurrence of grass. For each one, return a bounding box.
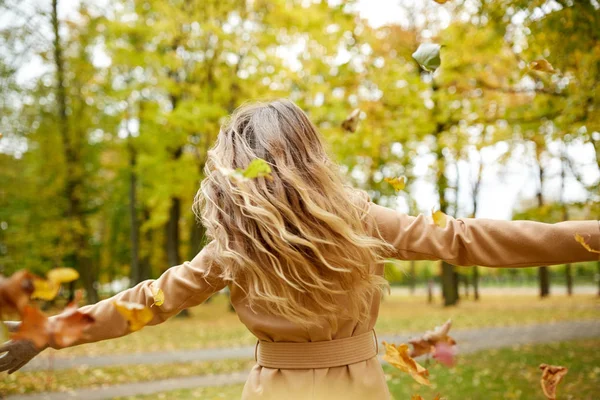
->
[0,359,254,396]
[41,293,599,359]
[111,339,600,400]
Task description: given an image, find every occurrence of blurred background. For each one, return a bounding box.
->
[0,0,599,399]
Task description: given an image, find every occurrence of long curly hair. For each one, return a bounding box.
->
[194,99,395,327]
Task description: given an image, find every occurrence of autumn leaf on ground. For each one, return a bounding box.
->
[539,364,568,400]
[113,300,153,332]
[431,209,448,229]
[411,395,444,400]
[529,59,555,73]
[574,233,600,254]
[382,341,431,386]
[384,176,406,192]
[412,44,442,72]
[341,108,361,133]
[0,271,36,313]
[409,319,456,358]
[150,285,164,307]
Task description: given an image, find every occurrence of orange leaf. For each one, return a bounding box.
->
[574,233,600,254]
[11,306,49,349]
[411,395,424,400]
[112,300,153,331]
[0,271,36,313]
[382,341,430,386]
[50,305,95,348]
[539,364,568,400]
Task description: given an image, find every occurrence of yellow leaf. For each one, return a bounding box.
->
[382,342,431,386]
[112,300,154,332]
[539,364,568,400]
[384,176,406,192]
[434,0,450,3]
[47,268,80,284]
[574,233,600,254]
[31,279,60,301]
[151,286,164,307]
[242,158,273,180]
[529,59,555,73]
[432,209,447,228]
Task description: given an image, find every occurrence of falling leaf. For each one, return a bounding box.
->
[112,300,153,332]
[529,59,555,73]
[539,364,568,400]
[433,342,456,367]
[47,268,79,284]
[409,319,456,357]
[31,279,60,301]
[382,341,431,386]
[50,303,95,348]
[150,286,164,307]
[341,108,361,133]
[432,209,448,229]
[0,271,36,313]
[242,158,273,180]
[434,0,450,3]
[384,176,406,192]
[412,44,442,72]
[574,233,600,254]
[11,304,94,349]
[11,306,49,349]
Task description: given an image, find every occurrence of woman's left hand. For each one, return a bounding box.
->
[1,322,43,374]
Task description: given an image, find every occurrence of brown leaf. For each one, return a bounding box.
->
[11,306,49,349]
[0,271,36,314]
[50,304,95,348]
[529,59,555,73]
[382,341,431,386]
[539,364,568,400]
[341,109,361,133]
[409,319,456,358]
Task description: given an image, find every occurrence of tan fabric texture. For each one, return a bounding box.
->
[51,198,600,400]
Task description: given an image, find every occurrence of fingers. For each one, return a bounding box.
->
[0,355,15,372]
[0,340,13,354]
[8,359,27,374]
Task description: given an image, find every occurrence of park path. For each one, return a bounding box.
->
[4,320,600,400]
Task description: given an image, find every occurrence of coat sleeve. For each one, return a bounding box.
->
[366,202,600,268]
[50,242,226,349]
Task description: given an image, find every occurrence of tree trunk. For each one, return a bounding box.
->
[139,209,152,281]
[472,266,480,301]
[166,197,181,267]
[128,141,141,285]
[539,267,550,297]
[409,260,416,295]
[565,264,573,296]
[52,0,97,303]
[441,262,459,306]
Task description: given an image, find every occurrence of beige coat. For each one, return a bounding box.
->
[57,199,600,399]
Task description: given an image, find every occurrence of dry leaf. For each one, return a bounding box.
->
[434,0,450,3]
[11,306,49,349]
[529,59,555,73]
[574,233,600,254]
[31,279,60,301]
[0,271,36,313]
[150,286,164,307]
[433,342,456,367]
[47,268,79,284]
[409,319,456,357]
[112,300,153,331]
[341,109,361,133]
[411,395,424,400]
[382,341,431,386]
[50,303,95,348]
[539,364,568,400]
[384,176,406,192]
[432,209,448,229]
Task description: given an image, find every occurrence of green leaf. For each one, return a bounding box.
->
[242,158,273,180]
[412,44,442,72]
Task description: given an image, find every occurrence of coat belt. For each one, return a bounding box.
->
[255,330,379,369]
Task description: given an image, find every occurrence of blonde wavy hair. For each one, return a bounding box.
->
[194,99,395,326]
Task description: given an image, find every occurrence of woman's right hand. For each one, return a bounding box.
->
[1,321,43,374]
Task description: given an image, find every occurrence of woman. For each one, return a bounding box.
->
[1,99,598,399]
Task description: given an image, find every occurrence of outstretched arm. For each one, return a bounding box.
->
[1,242,225,373]
[367,202,600,268]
